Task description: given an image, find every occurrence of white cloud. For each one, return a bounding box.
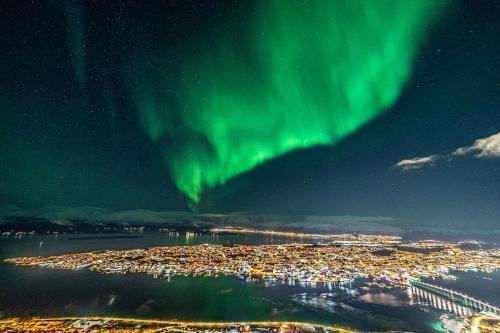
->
[393,155,440,171]
[394,132,500,171]
[452,132,500,158]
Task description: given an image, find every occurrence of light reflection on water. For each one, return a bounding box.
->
[0,231,308,260]
[407,286,473,316]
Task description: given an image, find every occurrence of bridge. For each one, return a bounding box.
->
[409,279,500,315]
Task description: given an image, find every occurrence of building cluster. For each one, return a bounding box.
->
[0,318,353,333]
[6,239,500,287]
[1,230,37,238]
[440,313,500,333]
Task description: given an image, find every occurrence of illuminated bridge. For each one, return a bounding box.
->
[409,279,500,315]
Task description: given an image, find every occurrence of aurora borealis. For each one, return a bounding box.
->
[1,0,500,227]
[134,0,446,203]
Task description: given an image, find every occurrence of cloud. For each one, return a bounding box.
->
[0,205,196,225]
[452,132,500,158]
[393,155,441,171]
[393,132,500,171]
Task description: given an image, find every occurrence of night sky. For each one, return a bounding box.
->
[1,1,499,228]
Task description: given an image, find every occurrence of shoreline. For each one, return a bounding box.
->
[0,317,357,332]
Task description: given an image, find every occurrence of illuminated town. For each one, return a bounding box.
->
[0,317,356,333]
[0,315,499,333]
[5,234,500,288]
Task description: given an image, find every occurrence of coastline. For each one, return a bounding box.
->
[0,317,357,333]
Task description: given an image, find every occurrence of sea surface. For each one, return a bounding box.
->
[0,232,499,332]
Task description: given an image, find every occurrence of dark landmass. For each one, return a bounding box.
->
[1,205,499,242]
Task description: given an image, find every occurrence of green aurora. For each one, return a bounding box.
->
[133,0,448,204]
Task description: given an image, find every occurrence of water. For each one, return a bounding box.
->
[0,232,292,259]
[0,232,498,332]
[422,271,500,307]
